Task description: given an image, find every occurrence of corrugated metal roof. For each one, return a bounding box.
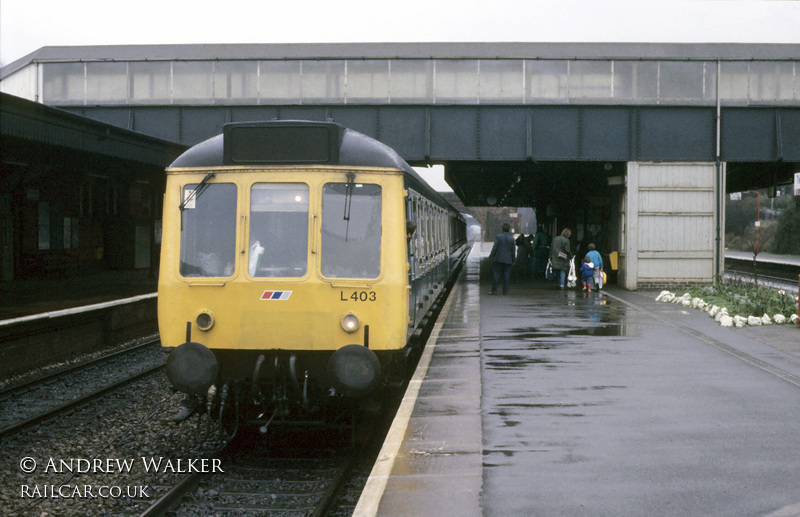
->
[3,42,800,79]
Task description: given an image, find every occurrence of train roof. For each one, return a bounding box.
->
[169,120,451,209]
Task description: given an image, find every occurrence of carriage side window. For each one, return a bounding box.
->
[321,183,381,278]
[249,183,309,277]
[180,183,236,277]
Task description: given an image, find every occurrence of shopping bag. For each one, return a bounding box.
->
[567,257,577,287]
[545,259,555,281]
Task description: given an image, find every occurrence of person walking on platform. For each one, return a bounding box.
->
[585,243,604,290]
[489,223,516,295]
[530,224,550,278]
[550,228,572,289]
[515,233,532,277]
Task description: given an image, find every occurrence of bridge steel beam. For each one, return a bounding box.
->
[68,105,800,165]
[67,103,798,290]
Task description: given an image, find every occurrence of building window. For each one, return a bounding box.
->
[43,63,85,103]
[527,60,568,100]
[213,61,258,102]
[435,60,479,103]
[173,61,213,101]
[130,62,171,103]
[390,60,433,103]
[347,60,390,103]
[87,62,127,102]
[479,60,523,103]
[259,61,302,102]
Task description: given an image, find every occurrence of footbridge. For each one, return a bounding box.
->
[2,42,799,289]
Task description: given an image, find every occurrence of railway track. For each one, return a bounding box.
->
[724,255,800,296]
[725,255,800,289]
[135,273,454,517]
[0,262,457,516]
[139,422,380,517]
[0,338,165,437]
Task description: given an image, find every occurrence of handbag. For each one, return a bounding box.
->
[545,259,555,281]
[567,257,577,287]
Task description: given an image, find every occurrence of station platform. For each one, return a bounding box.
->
[355,244,800,517]
[0,269,156,322]
[726,250,800,267]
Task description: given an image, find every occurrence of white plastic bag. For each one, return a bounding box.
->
[567,257,577,287]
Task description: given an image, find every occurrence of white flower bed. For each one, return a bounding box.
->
[655,290,800,328]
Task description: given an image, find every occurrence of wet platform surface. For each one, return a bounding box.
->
[357,244,800,517]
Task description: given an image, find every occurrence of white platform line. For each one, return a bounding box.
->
[0,292,157,327]
[352,285,459,517]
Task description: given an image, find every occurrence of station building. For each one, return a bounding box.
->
[2,43,799,289]
[0,93,185,282]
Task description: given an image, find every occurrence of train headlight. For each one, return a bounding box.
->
[196,310,215,331]
[341,314,359,333]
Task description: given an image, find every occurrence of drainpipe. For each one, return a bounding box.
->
[714,61,722,283]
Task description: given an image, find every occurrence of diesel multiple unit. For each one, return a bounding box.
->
[159,120,467,431]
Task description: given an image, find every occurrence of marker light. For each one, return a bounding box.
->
[196,310,215,331]
[341,314,359,333]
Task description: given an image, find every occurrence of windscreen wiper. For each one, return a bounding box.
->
[179,173,216,211]
[343,172,355,241]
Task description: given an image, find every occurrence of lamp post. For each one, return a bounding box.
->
[751,190,761,284]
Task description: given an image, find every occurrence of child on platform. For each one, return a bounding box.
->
[580,256,595,292]
[585,243,604,290]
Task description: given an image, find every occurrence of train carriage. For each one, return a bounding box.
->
[159,121,467,430]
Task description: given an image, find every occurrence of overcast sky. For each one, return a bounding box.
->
[2,0,797,191]
[2,0,799,67]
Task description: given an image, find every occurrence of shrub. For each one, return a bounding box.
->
[689,279,797,317]
[769,205,800,255]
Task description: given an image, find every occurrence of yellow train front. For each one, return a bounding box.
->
[159,120,466,430]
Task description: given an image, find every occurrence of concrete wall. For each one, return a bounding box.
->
[0,295,157,378]
[620,162,725,290]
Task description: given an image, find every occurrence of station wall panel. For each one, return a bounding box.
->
[530,108,580,160]
[623,162,719,289]
[718,107,800,162]
[273,106,329,123]
[581,107,632,160]
[372,107,428,161]
[778,109,800,160]
[637,108,715,161]
[721,108,776,161]
[229,106,280,124]
[477,108,527,160]
[132,108,182,143]
[328,107,380,140]
[180,108,229,145]
[430,108,478,160]
[67,107,133,131]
